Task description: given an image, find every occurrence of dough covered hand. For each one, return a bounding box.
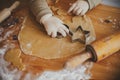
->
[68,0,89,16]
[40,14,69,38]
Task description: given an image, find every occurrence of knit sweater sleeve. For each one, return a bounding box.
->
[30,0,102,22]
[30,0,53,22]
[87,0,102,9]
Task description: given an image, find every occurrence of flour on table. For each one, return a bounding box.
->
[37,62,93,80]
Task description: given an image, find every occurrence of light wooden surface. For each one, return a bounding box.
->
[0,1,120,80]
[87,5,120,80]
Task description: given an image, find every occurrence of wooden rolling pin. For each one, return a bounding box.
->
[65,31,120,69]
[0,1,20,23]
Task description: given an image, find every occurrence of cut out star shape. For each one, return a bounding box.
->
[71,26,90,44]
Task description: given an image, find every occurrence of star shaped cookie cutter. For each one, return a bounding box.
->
[56,24,90,44]
[70,26,90,44]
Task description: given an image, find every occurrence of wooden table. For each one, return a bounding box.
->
[87,4,120,80]
[0,1,120,80]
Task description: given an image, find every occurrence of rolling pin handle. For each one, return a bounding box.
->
[9,1,20,11]
[86,45,97,62]
[0,1,20,23]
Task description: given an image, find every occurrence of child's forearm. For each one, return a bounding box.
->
[30,0,102,22]
[30,0,52,22]
[87,0,102,9]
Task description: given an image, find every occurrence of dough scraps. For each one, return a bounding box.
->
[4,48,25,70]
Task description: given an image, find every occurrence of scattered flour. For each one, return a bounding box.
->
[0,28,22,80]
[0,29,14,42]
[0,28,93,80]
[26,43,32,48]
[0,45,92,80]
[37,63,92,80]
[0,44,93,80]
[3,31,14,40]
[0,44,22,80]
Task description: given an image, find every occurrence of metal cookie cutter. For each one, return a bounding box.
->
[56,24,90,44]
[70,26,90,44]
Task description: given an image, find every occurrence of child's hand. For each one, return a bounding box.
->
[68,0,89,16]
[40,14,69,38]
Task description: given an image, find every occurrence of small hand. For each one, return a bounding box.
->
[40,14,69,38]
[68,0,89,16]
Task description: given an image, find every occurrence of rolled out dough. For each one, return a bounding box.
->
[18,0,96,59]
[18,14,95,59]
[18,16,85,59]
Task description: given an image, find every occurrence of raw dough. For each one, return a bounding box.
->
[4,48,25,70]
[18,16,85,59]
[18,0,96,59]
